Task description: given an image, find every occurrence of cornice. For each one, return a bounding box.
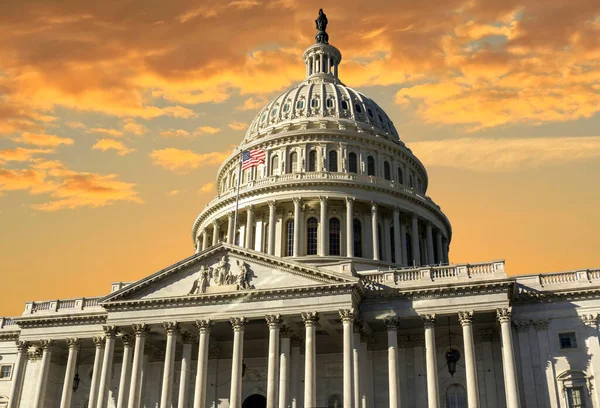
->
[513,286,600,303]
[12,312,107,329]
[0,332,20,341]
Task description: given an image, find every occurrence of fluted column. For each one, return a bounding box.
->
[426,222,434,265]
[290,336,302,408]
[458,312,480,408]
[227,212,235,244]
[201,230,208,250]
[60,338,81,408]
[411,214,421,266]
[353,320,362,408]
[279,327,291,408]
[385,317,400,408]
[128,324,149,408]
[159,322,180,408]
[245,205,254,249]
[293,198,302,257]
[359,335,369,408]
[583,314,600,406]
[90,336,106,408]
[230,317,247,408]
[435,230,443,264]
[268,201,277,255]
[393,208,402,265]
[302,312,319,407]
[423,314,439,408]
[116,334,134,408]
[319,196,328,256]
[497,308,520,408]
[266,315,282,408]
[371,203,379,261]
[339,309,355,408]
[176,332,194,408]
[400,222,408,266]
[346,197,354,257]
[33,339,54,408]
[194,319,213,408]
[7,341,28,408]
[97,325,118,408]
[212,222,220,246]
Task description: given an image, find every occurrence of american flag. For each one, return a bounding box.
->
[241,149,266,170]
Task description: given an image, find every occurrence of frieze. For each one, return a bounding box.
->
[12,313,107,329]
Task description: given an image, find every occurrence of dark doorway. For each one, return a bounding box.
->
[242,394,267,408]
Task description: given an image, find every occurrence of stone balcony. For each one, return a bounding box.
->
[21,296,103,315]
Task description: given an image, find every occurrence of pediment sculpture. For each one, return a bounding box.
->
[188,255,254,294]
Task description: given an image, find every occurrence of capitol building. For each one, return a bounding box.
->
[2,10,600,408]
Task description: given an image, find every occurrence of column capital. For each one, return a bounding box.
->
[345,196,355,205]
[582,313,600,328]
[66,338,81,350]
[228,211,235,219]
[384,316,399,330]
[398,335,409,348]
[458,311,474,326]
[195,319,213,334]
[392,206,400,215]
[40,339,54,350]
[353,318,364,334]
[132,323,151,336]
[212,220,219,227]
[479,328,495,342]
[16,340,29,351]
[370,201,377,212]
[301,311,319,326]
[496,308,512,324]
[532,319,548,331]
[339,309,355,323]
[280,325,292,338]
[290,334,303,347]
[421,314,436,328]
[93,335,106,348]
[265,314,283,329]
[267,200,277,208]
[318,196,328,203]
[230,317,248,331]
[292,197,303,206]
[163,321,180,335]
[181,331,195,344]
[513,320,531,332]
[102,324,119,337]
[120,334,134,347]
[246,204,255,212]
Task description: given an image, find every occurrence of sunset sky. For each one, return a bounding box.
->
[1,0,600,316]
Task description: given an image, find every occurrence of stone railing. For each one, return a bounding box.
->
[23,297,103,315]
[360,260,505,288]
[0,317,17,329]
[523,269,600,288]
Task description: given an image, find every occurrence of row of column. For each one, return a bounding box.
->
[197,198,450,266]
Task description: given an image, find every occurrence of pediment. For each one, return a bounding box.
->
[101,243,358,304]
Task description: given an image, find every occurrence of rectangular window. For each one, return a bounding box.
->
[0,364,12,380]
[560,332,578,349]
[567,387,585,408]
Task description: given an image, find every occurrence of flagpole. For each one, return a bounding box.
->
[233,150,243,246]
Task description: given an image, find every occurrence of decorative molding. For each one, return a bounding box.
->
[163,321,180,335]
[582,314,600,328]
[265,314,283,329]
[66,338,81,350]
[13,313,107,329]
[230,317,248,331]
[40,339,54,350]
[93,336,106,348]
[496,308,512,324]
[339,309,354,323]
[120,334,134,347]
[458,311,473,326]
[132,323,150,337]
[196,319,213,334]
[301,311,319,326]
[27,345,42,360]
[103,325,118,337]
[16,340,29,352]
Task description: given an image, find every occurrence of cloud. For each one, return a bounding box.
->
[86,128,124,138]
[160,129,191,138]
[0,148,53,164]
[0,160,142,211]
[193,126,220,136]
[198,182,215,193]
[92,139,135,156]
[122,119,146,136]
[66,122,86,129]
[228,121,248,131]
[149,148,231,174]
[12,132,74,147]
[409,136,600,172]
[237,97,268,112]
[166,189,181,196]
[161,106,197,119]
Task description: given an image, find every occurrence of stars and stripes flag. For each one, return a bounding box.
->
[241,149,266,170]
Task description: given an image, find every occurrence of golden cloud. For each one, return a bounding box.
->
[12,132,74,147]
[194,126,221,136]
[66,122,86,129]
[92,139,135,156]
[0,147,54,164]
[149,148,231,174]
[86,128,124,138]
[122,119,146,136]
[166,189,181,196]
[228,121,248,131]
[160,129,191,138]
[198,182,215,193]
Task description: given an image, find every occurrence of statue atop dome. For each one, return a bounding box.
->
[315,9,329,44]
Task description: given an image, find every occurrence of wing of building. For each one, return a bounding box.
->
[1,10,599,408]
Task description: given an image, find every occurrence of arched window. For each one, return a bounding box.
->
[271,155,280,176]
[329,218,341,256]
[348,152,358,174]
[390,227,396,263]
[353,219,362,257]
[384,161,391,180]
[367,156,375,176]
[446,384,467,408]
[341,100,349,110]
[306,218,318,255]
[289,151,298,173]
[397,167,404,184]
[328,150,338,172]
[286,220,294,257]
[409,174,414,188]
[308,150,317,172]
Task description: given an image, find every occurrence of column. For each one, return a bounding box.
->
[583,314,600,406]
[359,335,368,408]
[340,309,355,408]
[425,222,434,265]
[346,197,355,257]
[59,338,81,408]
[201,230,208,251]
[319,196,328,256]
[442,238,449,264]
[458,312,480,408]
[245,205,254,249]
[479,329,498,408]
[230,317,247,408]
[423,314,439,408]
[32,339,54,408]
[384,317,400,408]
[400,222,408,267]
[7,341,28,408]
[514,321,537,408]
[393,208,402,265]
[411,215,421,266]
[496,308,520,408]
[302,312,319,407]
[367,339,375,408]
[194,319,213,408]
[128,324,149,408]
[266,315,282,408]
[227,212,235,244]
[97,325,117,408]
[116,334,134,408]
[293,198,302,257]
[353,321,361,408]
[435,231,443,264]
[212,222,220,246]
[177,332,194,408]
[279,327,291,408]
[160,322,180,408]
[268,201,277,255]
[533,320,559,407]
[371,203,379,261]
[90,336,106,408]
[290,336,302,408]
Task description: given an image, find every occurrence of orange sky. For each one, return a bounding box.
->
[1,0,600,316]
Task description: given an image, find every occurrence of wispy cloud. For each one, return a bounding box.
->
[86,128,124,138]
[198,182,215,193]
[194,126,220,136]
[228,121,248,131]
[0,148,53,164]
[12,132,74,147]
[92,139,135,156]
[149,148,231,174]
[160,129,191,138]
